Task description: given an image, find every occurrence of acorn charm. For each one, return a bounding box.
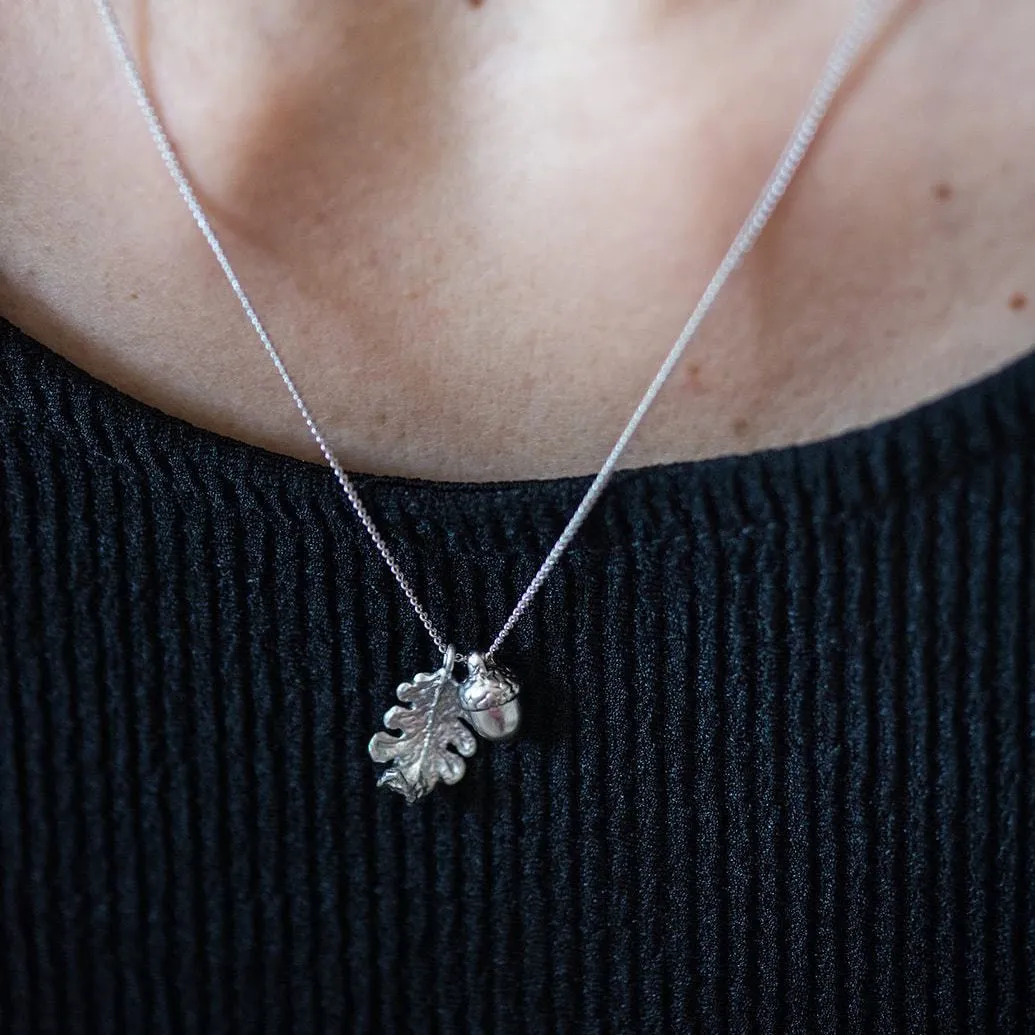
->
[458,653,522,741]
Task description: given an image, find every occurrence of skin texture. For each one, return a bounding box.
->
[1,0,1034,480]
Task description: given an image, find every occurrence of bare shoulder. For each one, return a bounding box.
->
[1,0,85,210]
[0,0,127,321]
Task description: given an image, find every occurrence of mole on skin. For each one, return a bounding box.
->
[1009,292,1028,311]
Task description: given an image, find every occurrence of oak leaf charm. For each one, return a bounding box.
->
[368,648,478,803]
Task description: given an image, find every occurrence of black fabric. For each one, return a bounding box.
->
[1,315,1033,1034]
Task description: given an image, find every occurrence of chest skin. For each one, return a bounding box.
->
[1,0,1034,480]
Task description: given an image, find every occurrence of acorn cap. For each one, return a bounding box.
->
[458,653,520,712]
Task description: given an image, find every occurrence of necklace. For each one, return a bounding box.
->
[94,0,885,802]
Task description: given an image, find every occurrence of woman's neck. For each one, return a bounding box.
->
[137,0,823,201]
[3,0,1035,479]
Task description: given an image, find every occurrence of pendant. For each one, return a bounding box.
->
[457,652,522,741]
[368,646,522,802]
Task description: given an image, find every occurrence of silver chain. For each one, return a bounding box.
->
[94,0,884,662]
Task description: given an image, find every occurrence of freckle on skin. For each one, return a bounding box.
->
[1008,291,1028,312]
[683,361,703,390]
[128,291,139,300]
[933,182,954,202]
[732,417,750,438]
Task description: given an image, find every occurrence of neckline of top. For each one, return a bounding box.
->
[3,317,1034,540]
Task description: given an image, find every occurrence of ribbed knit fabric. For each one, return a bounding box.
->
[0,316,1033,1034]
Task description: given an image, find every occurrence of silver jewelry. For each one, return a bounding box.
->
[93,0,886,801]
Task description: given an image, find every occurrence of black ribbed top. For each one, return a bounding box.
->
[1,316,1033,1034]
